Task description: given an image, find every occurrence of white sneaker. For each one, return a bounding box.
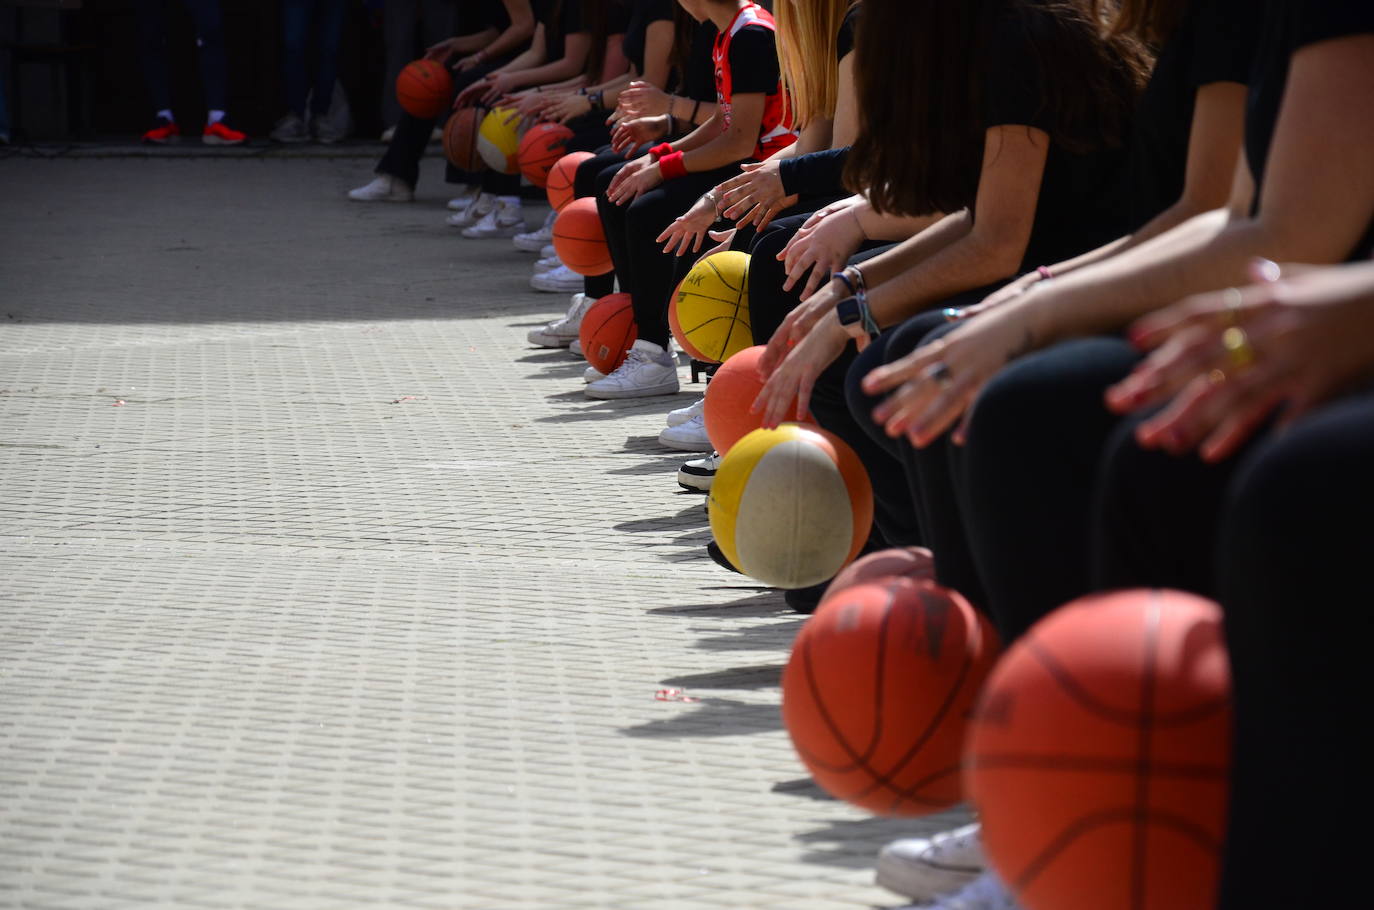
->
[514,211,556,252]
[666,396,704,428]
[347,174,413,202]
[677,452,720,492]
[922,872,1019,910]
[876,823,986,902]
[528,294,592,348]
[447,189,479,211]
[461,200,525,238]
[569,339,584,357]
[531,264,585,294]
[583,364,605,383]
[446,192,495,228]
[380,126,395,142]
[534,254,562,273]
[585,340,679,400]
[658,411,712,451]
[540,243,557,259]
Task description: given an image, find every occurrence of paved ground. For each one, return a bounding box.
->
[0,158,965,909]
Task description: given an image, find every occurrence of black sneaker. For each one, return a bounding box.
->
[678,451,720,492]
[706,540,741,574]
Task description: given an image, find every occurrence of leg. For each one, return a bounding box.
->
[180,0,229,113]
[309,0,349,116]
[281,0,309,117]
[381,0,417,129]
[135,0,173,113]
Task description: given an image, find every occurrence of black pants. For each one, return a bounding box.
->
[381,0,457,128]
[282,0,347,117]
[136,0,228,113]
[1093,390,1374,907]
[595,163,745,348]
[376,60,504,190]
[577,147,640,299]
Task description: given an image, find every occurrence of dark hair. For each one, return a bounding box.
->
[1092,0,1189,44]
[845,0,1153,216]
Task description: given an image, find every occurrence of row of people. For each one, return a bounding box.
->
[349,1,1373,906]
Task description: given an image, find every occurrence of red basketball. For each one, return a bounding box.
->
[821,547,936,604]
[552,197,613,276]
[396,59,453,119]
[965,589,1232,910]
[578,294,637,374]
[519,122,575,187]
[782,578,1000,816]
[443,107,486,171]
[547,151,594,212]
[703,345,805,454]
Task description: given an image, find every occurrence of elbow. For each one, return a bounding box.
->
[978,235,1030,281]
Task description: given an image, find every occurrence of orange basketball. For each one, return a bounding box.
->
[519,122,575,187]
[782,578,999,815]
[442,107,486,171]
[821,546,936,603]
[552,197,613,276]
[965,589,1232,910]
[396,59,453,119]
[703,345,805,454]
[578,294,636,374]
[547,151,594,212]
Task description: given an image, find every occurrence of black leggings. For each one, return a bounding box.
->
[136,0,228,113]
[376,60,505,190]
[595,163,745,348]
[576,147,640,299]
[1094,390,1374,907]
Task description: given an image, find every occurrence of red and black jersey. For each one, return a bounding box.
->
[712,3,797,160]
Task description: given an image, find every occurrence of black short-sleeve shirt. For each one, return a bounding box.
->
[623,0,674,76]
[1246,0,1374,259]
[680,20,719,102]
[1125,0,1258,229]
[727,23,781,96]
[835,5,861,63]
[978,4,1133,269]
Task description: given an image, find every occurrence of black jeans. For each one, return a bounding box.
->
[136,0,228,113]
[595,164,746,348]
[376,61,504,190]
[282,0,347,117]
[381,0,457,128]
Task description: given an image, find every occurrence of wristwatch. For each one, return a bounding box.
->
[836,297,880,340]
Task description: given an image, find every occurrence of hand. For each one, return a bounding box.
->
[611,115,670,156]
[477,73,521,105]
[703,228,737,258]
[779,197,867,300]
[454,52,485,72]
[510,91,557,121]
[955,271,1042,321]
[606,155,663,205]
[861,294,1044,448]
[546,92,593,124]
[425,37,460,63]
[752,312,850,428]
[757,275,850,380]
[1106,259,1374,462]
[615,80,672,119]
[454,77,494,109]
[718,160,794,231]
[657,193,720,256]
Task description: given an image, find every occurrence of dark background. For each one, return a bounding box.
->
[3,0,398,140]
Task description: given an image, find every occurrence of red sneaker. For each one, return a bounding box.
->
[141,118,180,144]
[202,121,248,146]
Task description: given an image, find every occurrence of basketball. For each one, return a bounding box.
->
[552,197,614,276]
[519,122,575,187]
[821,546,936,603]
[442,107,486,171]
[709,424,872,589]
[396,59,453,119]
[703,345,804,455]
[965,589,1232,910]
[547,151,594,212]
[782,577,999,815]
[578,294,636,375]
[671,251,752,363]
[477,107,522,174]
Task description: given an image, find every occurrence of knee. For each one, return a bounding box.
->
[843,341,890,441]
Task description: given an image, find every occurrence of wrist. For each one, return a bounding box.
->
[658,151,688,180]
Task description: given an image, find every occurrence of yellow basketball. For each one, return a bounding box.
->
[709,423,873,589]
[477,107,522,174]
[671,250,752,363]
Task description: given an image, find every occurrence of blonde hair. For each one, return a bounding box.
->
[775,0,858,128]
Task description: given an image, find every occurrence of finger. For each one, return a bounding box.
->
[739,161,763,172]
[800,260,831,302]
[756,203,781,233]
[758,320,796,379]
[782,251,815,293]
[1200,390,1283,463]
[1135,373,1233,454]
[795,368,817,424]
[909,385,979,448]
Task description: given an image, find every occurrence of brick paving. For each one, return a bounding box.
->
[0,158,966,909]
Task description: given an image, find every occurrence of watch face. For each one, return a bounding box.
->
[836,298,860,325]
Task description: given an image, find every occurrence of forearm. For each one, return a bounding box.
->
[681,131,756,172]
[505,57,584,89]
[853,210,972,287]
[483,22,536,60]
[494,45,545,74]
[668,114,722,154]
[452,28,499,55]
[856,202,943,243]
[1051,198,1220,279]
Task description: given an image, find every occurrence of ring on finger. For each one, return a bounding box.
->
[924,361,955,389]
[1208,368,1227,386]
[1223,287,1243,326]
[1221,326,1257,370]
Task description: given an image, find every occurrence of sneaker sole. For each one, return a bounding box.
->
[462,228,526,239]
[873,855,982,903]
[677,471,713,493]
[513,237,551,252]
[527,336,575,349]
[657,433,713,452]
[585,382,680,401]
[202,136,247,146]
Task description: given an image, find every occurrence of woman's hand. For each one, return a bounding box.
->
[717,160,795,231]
[657,192,720,256]
[615,80,672,119]
[511,91,557,120]
[467,72,520,105]
[756,275,850,379]
[606,155,663,205]
[861,295,1044,448]
[954,271,1042,321]
[779,197,867,300]
[752,312,850,428]
[1106,260,1374,462]
[425,37,460,63]
[546,91,593,124]
[454,77,494,109]
[610,115,670,156]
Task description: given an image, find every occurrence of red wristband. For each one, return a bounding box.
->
[648,142,675,161]
[658,151,688,180]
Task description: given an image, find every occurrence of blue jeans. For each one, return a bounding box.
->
[136,0,228,113]
[283,0,348,117]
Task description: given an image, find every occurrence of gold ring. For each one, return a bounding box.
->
[1221,326,1256,370]
[1208,368,1227,386]
[1223,287,1243,326]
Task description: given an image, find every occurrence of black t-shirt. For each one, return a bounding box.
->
[978,3,1133,269]
[1125,0,1257,229]
[1246,0,1374,260]
[479,0,513,32]
[835,4,860,62]
[727,23,781,96]
[680,20,719,102]
[623,0,674,75]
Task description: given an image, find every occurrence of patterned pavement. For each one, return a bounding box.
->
[0,158,966,909]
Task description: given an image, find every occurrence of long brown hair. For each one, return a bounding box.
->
[775,0,859,127]
[1091,0,1188,45]
[845,0,1153,216]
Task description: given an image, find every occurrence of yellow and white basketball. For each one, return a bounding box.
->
[670,250,752,363]
[477,107,522,174]
[709,423,873,589]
